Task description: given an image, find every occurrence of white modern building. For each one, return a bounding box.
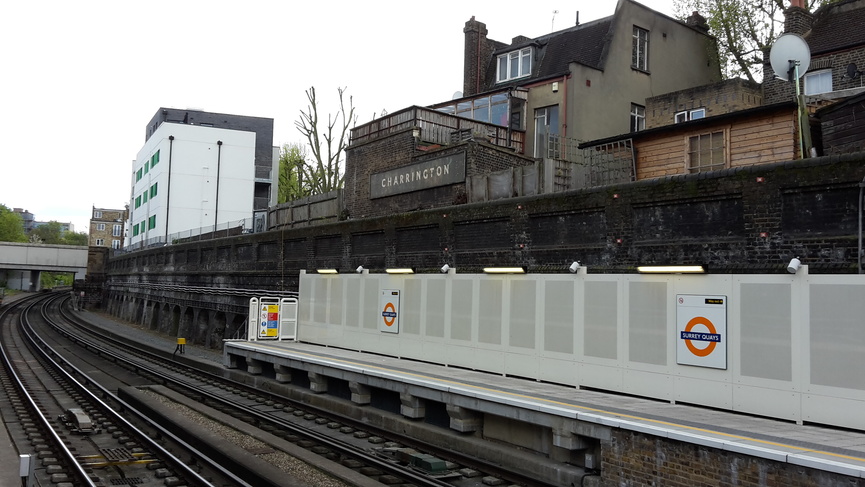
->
[129,108,276,248]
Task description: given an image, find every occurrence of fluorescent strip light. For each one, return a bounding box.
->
[385,268,414,274]
[483,266,526,274]
[317,269,339,274]
[637,265,705,274]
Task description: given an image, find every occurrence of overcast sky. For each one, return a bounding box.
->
[0,0,678,233]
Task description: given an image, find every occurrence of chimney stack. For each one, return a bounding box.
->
[464,17,490,97]
[784,0,813,35]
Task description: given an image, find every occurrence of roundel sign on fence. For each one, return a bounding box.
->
[676,295,727,369]
[379,289,400,334]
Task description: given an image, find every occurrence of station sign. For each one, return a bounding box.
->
[379,289,400,333]
[676,294,727,369]
[370,153,466,199]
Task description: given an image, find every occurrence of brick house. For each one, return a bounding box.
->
[89,206,128,250]
[343,0,720,219]
[764,0,865,106]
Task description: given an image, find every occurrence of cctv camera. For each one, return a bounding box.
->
[569,261,580,273]
[440,264,450,274]
[356,265,364,274]
[787,258,800,274]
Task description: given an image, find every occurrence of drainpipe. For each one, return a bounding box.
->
[859,175,865,273]
[164,135,174,243]
[214,140,223,230]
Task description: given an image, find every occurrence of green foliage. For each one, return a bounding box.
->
[28,221,87,246]
[674,0,838,82]
[40,272,73,289]
[278,143,312,203]
[31,221,64,244]
[62,231,88,246]
[0,204,27,243]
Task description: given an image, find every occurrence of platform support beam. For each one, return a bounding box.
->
[275,364,292,383]
[447,405,481,433]
[400,393,425,419]
[553,429,589,450]
[350,382,371,405]
[308,372,328,393]
[247,358,264,375]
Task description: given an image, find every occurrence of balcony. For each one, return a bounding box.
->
[350,106,524,154]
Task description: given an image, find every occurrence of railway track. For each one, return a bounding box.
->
[4,292,554,487]
[0,293,228,486]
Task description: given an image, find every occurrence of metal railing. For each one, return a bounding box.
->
[123,217,257,253]
[546,134,635,191]
[350,105,525,154]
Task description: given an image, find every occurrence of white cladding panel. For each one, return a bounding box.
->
[296,268,865,430]
[130,123,255,244]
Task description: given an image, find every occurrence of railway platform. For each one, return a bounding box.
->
[224,339,865,481]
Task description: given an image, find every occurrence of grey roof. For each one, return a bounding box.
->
[482,17,614,90]
[806,0,865,55]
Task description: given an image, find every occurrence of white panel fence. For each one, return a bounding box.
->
[295,268,865,430]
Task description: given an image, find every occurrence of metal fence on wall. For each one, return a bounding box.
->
[123,217,257,253]
[546,134,636,192]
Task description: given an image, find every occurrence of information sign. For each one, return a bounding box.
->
[676,294,727,369]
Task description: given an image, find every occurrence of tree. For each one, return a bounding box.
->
[0,204,27,243]
[674,0,836,83]
[294,86,357,195]
[31,221,64,244]
[277,143,312,203]
[62,231,88,246]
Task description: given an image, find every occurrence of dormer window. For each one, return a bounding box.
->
[497,47,532,83]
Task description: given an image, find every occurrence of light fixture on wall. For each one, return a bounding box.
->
[569,261,581,273]
[317,269,338,274]
[440,264,452,273]
[787,257,801,274]
[386,268,415,274]
[483,266,526,274]
[636,265,705,274]
[356,266,365,274]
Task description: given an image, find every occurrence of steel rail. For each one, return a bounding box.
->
[27,295,248,487]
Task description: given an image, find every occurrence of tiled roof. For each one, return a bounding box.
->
[806,0,865,54]
[483,18,614,89]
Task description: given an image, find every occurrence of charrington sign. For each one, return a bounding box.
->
[369,153,466,199]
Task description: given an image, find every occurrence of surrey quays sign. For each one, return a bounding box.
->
[370,153,466,199]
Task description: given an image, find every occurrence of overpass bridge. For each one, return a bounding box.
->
[0,242,88,291]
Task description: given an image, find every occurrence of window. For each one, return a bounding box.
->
[143,191,148,203]
[136,168,143,182]
[112,224,122,237]
[630,104,645,132]
[133,223,140,237]
[95,238,104,246]
[675,108,706,123]
[144,161,149,174]
[151,150,160,167]
[497,47,532,83]
[148,215,156,230]
[93,210,102,218]
[687,131,726,173]
[150,183,158,198]
[632,26,649,71]
[112,240,120,249]
[534,105,560,158]
[135,195,141,209]
[805,69,832,95]
[96,223,105,231]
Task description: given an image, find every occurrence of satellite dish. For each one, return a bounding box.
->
[846,62,861,79]
[769,33,811,82]
[452,91,463,100]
